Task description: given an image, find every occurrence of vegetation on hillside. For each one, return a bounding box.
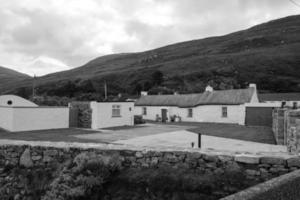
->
[1,15,300,104]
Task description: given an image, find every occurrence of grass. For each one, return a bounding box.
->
[148,121,276,144]
[0,128,101,143]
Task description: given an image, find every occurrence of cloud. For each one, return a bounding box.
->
[0,0,299,76]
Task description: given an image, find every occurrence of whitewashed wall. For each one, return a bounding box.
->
[0,107,14,131]
[135,105,246,125]
[0,107,69,132]
[91,102,134,129]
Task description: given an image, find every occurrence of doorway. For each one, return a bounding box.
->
[161,109,168,123]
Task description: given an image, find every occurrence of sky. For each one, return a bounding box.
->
[0,0,299,76]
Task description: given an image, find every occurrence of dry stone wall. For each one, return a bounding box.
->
[1,145,300,199]
[272,108,300,154]
[69,101,92,128]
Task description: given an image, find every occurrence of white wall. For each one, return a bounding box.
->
[0,107,14,131]
[0,95,38,107]
[91,102,134,129]
[0,107,69,132]
[135,105,246,125]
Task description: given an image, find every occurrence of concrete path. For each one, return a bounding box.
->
[75,123,195,143]
[113,130,287,154]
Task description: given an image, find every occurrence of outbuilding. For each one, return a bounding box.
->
[0,95,69,132]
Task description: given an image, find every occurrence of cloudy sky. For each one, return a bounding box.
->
[0,0,299,76]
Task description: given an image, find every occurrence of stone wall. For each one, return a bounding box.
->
[221,169,300,200]
[272,108,287,145]
[272,108,300,154]
[286,109,300,154]
[69,101,92,128]
[1,145,300,199]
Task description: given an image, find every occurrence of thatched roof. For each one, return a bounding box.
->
[135,88,255,107]
[258,93,300,102]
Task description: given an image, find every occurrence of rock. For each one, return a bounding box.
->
[218,155,234,162]
[19,148,33,168]
[31,155,42,161]
[287,157,300,167]
[260,157,286,165]
[234,155,260,164]
[245,169,260,176]
[203,154,219,162]
[225,161,241,173]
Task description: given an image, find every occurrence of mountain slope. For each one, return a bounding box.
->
[2,15,300,97]
[0,66,30,89]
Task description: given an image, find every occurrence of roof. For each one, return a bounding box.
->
[0,95,38,107]
[135,88,255,107]
[258,93,300,102]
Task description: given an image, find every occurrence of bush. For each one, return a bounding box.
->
[134,115,145,125]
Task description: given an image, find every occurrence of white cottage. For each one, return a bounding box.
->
[135,84,259,125]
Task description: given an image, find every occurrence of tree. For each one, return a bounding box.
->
[151,70,163,86]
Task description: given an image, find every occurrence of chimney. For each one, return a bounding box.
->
[249,83,257,90]
[205,85,213,92]
[141,91,148,96]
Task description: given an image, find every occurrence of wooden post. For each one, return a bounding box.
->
[198,133,201,148]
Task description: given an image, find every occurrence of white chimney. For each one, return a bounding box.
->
[249,83,257,90]
[205,85,213,92]
[141,91,148,96]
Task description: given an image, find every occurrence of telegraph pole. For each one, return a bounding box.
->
[104,81,107,100]
[32,74,36,99]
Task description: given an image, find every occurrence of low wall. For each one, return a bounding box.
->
[1,143,300,199]
[0,106,69,132]
[221,169,300,200]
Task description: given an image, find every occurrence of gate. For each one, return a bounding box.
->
[245,107,273,127]
[69,108,79,127]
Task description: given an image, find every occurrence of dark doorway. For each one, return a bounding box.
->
[69,108,79,127]
[245,107,273,127]
[161,109,168,123]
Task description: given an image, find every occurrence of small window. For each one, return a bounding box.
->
[7,100,12,105]
[187,108,193,118]
[222,107,228,118]
[293,102,298,109]
[142,107,147,115]
[112,105,121,117]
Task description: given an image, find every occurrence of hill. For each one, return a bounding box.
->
[0,66,30,89]
[2,15,300,100]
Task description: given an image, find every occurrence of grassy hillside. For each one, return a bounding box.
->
[2,15,300,100]
[0,66,30,89]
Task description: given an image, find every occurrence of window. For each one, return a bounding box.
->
[142,107,147,115]
[187,108,193,118]
[222,107,228,118]
[7,100,12,105]
[293,102,298,109]
[112,105,121,117]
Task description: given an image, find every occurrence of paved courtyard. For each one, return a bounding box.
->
[113,130,286,154]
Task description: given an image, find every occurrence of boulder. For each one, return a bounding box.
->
[19,148,33,168]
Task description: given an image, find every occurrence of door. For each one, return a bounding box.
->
[245,107,273,127]
[161,109,167,123]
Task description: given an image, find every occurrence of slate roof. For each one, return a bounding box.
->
[258,93,300,102]
[135,88,255,107]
